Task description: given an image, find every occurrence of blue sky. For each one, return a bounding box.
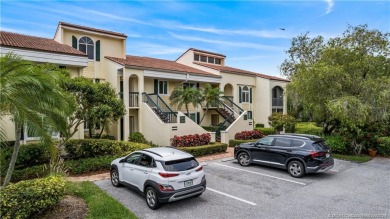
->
[1,1,389,77]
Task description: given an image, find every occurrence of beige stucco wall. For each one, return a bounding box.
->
[176,50,220,75]
[2,115,15,141]
[222,111,253,143]
[61,29,126,81]
[170,112,209,139]
[140,102,171,146]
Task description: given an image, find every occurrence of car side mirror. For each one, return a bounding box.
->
[119,159,125,163]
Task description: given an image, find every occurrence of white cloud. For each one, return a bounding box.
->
[177,25,291,39]
[128,43,185,55]
[325,0,334,14]
[169,33,284,51]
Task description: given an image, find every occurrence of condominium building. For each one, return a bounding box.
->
[0,22,289,145]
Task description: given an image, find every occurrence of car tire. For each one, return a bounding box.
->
[288,160,305,178]
[145,186,160,210]
[237,152,251,166]
[110,168,121,187]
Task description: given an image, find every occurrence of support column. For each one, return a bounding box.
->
[123,70,130,140]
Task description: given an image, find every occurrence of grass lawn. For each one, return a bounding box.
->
[333,153,372,163]
[66,181,137,219]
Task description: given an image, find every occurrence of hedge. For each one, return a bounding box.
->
[235,130,263,140]
[171,133,211,147]
[229,139,257,147]
[377,137,390,156]
[65,155,121,175]
[64,139,150,159]
[254,127,276,136]
[0,176,65,219]
[179,143,227,157]
[0,143,53,171]
[294,122,322,136]
[324,135,349,154]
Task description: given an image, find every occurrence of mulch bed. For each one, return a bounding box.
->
[38,195,88,219]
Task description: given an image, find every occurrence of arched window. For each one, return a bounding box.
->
[241,86,249,103]
[272,86,283,113]
[79,36,94,59]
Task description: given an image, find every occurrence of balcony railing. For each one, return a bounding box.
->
[129,92,139,107]
[272,98,283,107]
[142,93,177,123]
[119,92,139,107]
[222,96,244,115]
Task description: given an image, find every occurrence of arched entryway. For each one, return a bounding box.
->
[223,83,234,106]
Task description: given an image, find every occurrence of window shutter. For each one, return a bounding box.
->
[250,87,252,103]
[197,112,200,124]
[96,40,100,61]
[154,79,158,94]
[72,36,77,49]
[239,86,242,103]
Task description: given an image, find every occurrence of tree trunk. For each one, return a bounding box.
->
[3,122,22,187]
[185,105,189,115]
[98,123,105,138]
[200,108,208,124]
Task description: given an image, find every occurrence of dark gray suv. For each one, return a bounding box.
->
[234,134,334,177]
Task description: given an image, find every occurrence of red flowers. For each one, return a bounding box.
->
[235,130,264,140]
[171,133,211,147]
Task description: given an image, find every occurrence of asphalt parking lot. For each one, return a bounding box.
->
[95,157,390,219]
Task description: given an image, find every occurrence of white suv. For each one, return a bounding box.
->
[110,147,206,209]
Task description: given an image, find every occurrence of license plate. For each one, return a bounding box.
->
[326,153,330,158]
[184,180,193,187]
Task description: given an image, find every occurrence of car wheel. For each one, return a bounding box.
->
[145,187,160,210]
[288,160,305,178]
[238,152,251,166]
[110,168,121,187]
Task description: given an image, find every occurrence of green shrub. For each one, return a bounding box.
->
[64,139,150,159]
[255,123,264,128]
[324,135,349,154]
[377,137,390,156]
[179,143,227,157]
[128,132,147,143]
[0,143,53,171]
[254,127,276,136]
[229,139,256,147]
[65,155,118,175]
[202,126,219,132]
[0,176,65,219]
[0,165,49,184]
[295,122,322,136]
[268,113,297,133]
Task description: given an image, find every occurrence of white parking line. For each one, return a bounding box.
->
[330,169,339,172]
[207,187,257,206]
[213,163,306,186]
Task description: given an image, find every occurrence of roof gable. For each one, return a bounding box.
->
[59,22,127,38]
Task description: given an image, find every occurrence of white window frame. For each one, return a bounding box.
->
[158,80,168,95]
[25,117,60,141]
[241,86,250,103]
[78,36,94,60]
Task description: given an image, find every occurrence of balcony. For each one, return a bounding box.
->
[272,98,283,107]
[119,92,139,107]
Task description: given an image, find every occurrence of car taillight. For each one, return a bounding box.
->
[158,172,179,178]
[159,184,174,191]
[196,166,203,172]
[310,151,326,158]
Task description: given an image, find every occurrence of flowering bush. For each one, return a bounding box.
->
[234,130,264,140]
[171,133,211,147]
[235,130,264,140]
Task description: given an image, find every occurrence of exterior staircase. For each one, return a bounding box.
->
[142,93,177,123]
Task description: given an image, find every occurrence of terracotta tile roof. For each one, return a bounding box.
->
[106,55,221,78]
[190,48,226,57]
[0,31,87,56]
[194,62,290,82]
[59,22,127,38]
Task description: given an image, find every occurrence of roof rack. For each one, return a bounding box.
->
[282,133,322,140]
[141,149,163,157]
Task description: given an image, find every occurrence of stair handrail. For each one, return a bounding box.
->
[221,96,244,115]
[142,93,177,123]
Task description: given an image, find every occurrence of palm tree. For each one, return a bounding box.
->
[169,86,202,115]
[199,83,224,124]
[0,53,74,186]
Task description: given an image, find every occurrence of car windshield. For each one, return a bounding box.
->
[313,141,330,151]
[163,158,199,172]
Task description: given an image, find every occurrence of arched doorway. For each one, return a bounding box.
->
[223,83,234,106]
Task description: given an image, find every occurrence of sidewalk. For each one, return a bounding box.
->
[67,147,234,182]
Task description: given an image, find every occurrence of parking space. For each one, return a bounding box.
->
[95,157,389,219]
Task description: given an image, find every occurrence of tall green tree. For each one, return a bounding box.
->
[63,77,125,138]
[0,53,74,186]
[281,25,390,154]
[199,83,223,124]
[169,86,202,115]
